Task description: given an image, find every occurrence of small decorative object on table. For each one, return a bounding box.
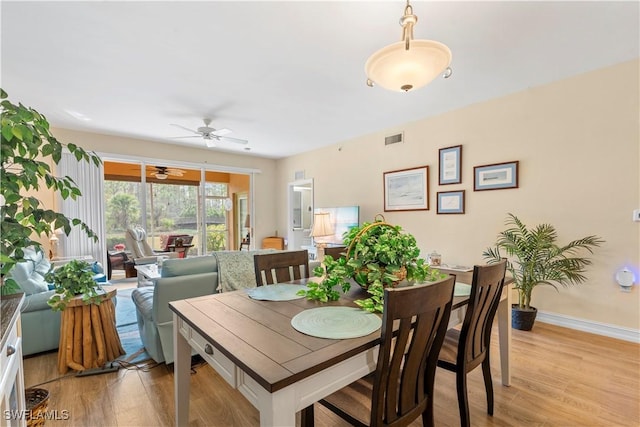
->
[427,250,442,266]
[298,215,444,312]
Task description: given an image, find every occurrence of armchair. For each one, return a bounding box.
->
[125,226,178,265]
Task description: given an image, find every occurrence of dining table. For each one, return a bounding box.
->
[170,273,513,427]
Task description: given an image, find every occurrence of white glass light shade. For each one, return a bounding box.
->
[155,173,168,180]
[365,40,452,92]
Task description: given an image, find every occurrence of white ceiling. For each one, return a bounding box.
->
[2,1,638,159]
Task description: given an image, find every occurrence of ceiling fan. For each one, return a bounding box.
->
[170,118,248,148]
[149,166,184,180]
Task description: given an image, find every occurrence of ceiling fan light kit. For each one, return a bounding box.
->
[151,166,184,180]
[365,0,452,92]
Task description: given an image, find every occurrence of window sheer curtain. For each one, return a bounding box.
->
[56,152,106,267]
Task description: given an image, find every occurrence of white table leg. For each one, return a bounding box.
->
[255,386,297,427]
[174,314,192,426]
[496,284,512,386]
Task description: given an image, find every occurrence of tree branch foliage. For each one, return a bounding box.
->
[1,89,102,294]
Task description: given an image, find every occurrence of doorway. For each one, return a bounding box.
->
[287,179,313,251]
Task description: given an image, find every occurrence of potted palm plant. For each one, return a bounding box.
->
[483,213,603,330]
[298,215,444,312]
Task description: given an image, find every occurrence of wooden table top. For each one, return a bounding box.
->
[170,278,475,394]
[64,286,116,308]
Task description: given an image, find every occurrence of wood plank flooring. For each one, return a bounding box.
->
[23,322,639,426]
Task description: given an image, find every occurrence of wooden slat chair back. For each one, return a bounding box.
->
[323,246,347,260]
[253,250,310,286]
[437,260,507,427]
[315,276,456,427]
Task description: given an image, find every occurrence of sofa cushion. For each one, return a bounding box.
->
[10,262,49,295]
[9,247,52,295]
[131,287,155,321]
[161,255,217,278]
[22,290,57,312]
[33,260,52,278]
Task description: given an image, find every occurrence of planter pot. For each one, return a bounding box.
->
[354,266,407,290]
[512,305,537,331]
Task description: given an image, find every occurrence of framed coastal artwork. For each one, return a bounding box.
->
[474,161,519,191]
[438,145,462,185]
[437,190,465,214]
[383,166,429,211]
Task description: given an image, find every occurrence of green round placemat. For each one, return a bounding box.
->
[246,284,305,301]
[291,307,382,339]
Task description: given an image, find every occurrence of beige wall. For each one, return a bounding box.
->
[50,128,279,246]
[276,60,640,330]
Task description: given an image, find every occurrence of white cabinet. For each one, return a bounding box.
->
[1,294,26,427]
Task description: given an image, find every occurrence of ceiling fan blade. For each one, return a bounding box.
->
[216,135,248,145]
[170,135,203,139]
[212,128,232,136]
[170,124,200,134]
[205,139,216,148]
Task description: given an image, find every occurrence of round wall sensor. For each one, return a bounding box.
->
[615,268,635,292]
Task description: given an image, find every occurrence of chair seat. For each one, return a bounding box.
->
[438,328,461,365]
[320,374,375,426]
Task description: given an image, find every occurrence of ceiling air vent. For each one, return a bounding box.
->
[385,132,403,146]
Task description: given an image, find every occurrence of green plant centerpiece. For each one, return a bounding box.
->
[483,213,603,330]
[46,260,103,311]
[298,215,444,312]
[1,89,101,295]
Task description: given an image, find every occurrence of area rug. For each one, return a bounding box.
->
[115,287,152,364]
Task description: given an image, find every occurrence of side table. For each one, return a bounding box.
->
[57,287,124,374]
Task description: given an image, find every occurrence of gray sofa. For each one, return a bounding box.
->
[8,247,62,356]
[131,250,318,364]
[9,248,112,356]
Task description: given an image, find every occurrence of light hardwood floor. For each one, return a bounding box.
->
[23,322,639,426]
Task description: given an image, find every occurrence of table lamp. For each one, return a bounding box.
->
[310,212,334,261]
[49,227,63,259]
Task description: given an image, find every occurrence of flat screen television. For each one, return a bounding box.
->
[313,206,360,245]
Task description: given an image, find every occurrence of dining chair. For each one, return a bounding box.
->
[307,275,456,427]
[253,250,310,286]
[323,245,347,260]
[437,260,507,427]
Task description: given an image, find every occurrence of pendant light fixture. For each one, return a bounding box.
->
[365,0,452,92]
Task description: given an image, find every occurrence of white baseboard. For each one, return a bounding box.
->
[536,311,640,343]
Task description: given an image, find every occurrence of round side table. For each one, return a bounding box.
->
[57,287,125,373]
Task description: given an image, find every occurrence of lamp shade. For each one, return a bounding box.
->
[244,214,250,228]
[310,212,334,238]
[365,40,452,92]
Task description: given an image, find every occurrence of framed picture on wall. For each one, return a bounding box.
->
[383,166,429,211]
[474,161,519,191]
[437,190,465,214]
[439,145,462,185]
